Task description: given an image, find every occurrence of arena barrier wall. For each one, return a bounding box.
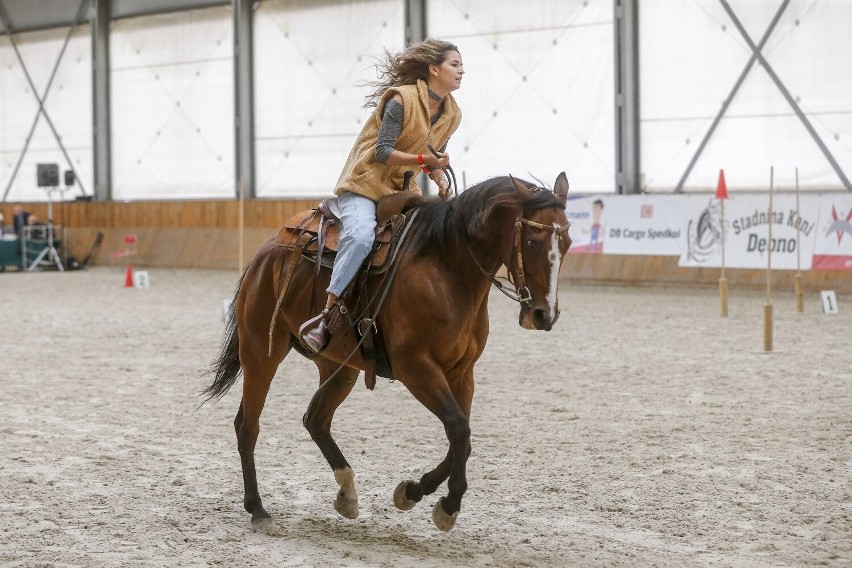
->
[5,198,850,294]
[564,253,850,293]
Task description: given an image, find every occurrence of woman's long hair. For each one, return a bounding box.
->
[363,38,460,107]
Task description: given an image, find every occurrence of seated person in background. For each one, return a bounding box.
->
[26,214,47,240]
[0,212,5,236]
[12,204,32,235]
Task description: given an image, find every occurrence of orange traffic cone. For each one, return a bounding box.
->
[124,265,134,288]
[715,169,729,199]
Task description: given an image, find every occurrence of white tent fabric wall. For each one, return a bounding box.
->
[0,27,92,202]
[429,0,615,193]
[4,0,848,202]
[110,7,234,200]
[640,0,852,193]
[253,0,405,198]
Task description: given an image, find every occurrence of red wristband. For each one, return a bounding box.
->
[417,153,430,174]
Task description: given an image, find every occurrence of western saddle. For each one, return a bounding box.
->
[272,178,426,389]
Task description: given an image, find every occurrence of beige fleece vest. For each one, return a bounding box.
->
[334,79,461,201]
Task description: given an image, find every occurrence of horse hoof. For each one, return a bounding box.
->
[251,516,284,536]
[334,495,359,519]
[432,498,458,532]
[393,480,417,511]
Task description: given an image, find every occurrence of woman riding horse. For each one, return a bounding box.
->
[203,38,572,534]
[301,38,464,353]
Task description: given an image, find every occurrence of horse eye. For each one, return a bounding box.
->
[526,239,538,249]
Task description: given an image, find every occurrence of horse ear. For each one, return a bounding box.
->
[509,175,533,199]
[553,172,569,203]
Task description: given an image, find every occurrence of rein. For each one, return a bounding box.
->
[427,144,458,199]
[468,214,570,305]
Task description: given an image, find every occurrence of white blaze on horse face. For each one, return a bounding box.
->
[546,224,561,320]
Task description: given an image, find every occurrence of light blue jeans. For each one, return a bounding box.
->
[327,191,377,297]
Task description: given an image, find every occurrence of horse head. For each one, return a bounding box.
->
[507,172,572,331]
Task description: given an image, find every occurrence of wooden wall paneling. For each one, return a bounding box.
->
[10,199,849,293]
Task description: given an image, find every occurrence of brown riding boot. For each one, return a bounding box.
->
[301,310,330,353]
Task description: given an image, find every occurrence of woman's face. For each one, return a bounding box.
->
[430,50,464,93]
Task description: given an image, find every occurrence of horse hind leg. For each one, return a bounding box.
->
[333,466,358,519]
[302,359,359,519]
[235,342,289,536]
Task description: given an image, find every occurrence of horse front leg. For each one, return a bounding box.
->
[432,405,472,531]
[397,369,474,531]
[393,448,452,511]
[302,359,359,519]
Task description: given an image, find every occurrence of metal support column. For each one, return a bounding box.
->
[91,0,112,201]
[233,0,255,198]
[614,0,640,194]
[405,0,427,190]
[405,0,426,46]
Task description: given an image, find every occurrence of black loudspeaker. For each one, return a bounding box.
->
[37,163,59,187]
[64,170,76,186]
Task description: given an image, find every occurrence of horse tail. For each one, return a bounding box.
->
[200,271,246,404]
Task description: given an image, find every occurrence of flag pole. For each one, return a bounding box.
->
[720,198,728,316]
[238,178,245,273]
[794,167,803,313]
[716,170,729,317]
[763,167,774,352]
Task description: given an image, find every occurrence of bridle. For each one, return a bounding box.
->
[468,209,570,305]
[426,151,570,304]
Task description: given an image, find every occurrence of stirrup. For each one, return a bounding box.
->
[299,309,328,350]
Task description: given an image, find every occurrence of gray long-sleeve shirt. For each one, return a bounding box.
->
[375,99,447,164]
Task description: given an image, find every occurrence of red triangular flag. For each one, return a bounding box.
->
[715,169,729,199]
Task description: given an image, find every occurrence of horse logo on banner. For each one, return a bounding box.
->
[686,199,723,264]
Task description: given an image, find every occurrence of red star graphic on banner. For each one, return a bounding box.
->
[827,205,852,245]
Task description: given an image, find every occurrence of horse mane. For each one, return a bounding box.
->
[406,176,565,258]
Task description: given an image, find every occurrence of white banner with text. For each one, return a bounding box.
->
[599,195,685,255]
[678,194,820,270]
[564,193,849,271]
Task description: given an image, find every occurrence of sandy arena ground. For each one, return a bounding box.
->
[0,267,849,567]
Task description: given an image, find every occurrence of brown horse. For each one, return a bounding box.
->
[203,173,571,533]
